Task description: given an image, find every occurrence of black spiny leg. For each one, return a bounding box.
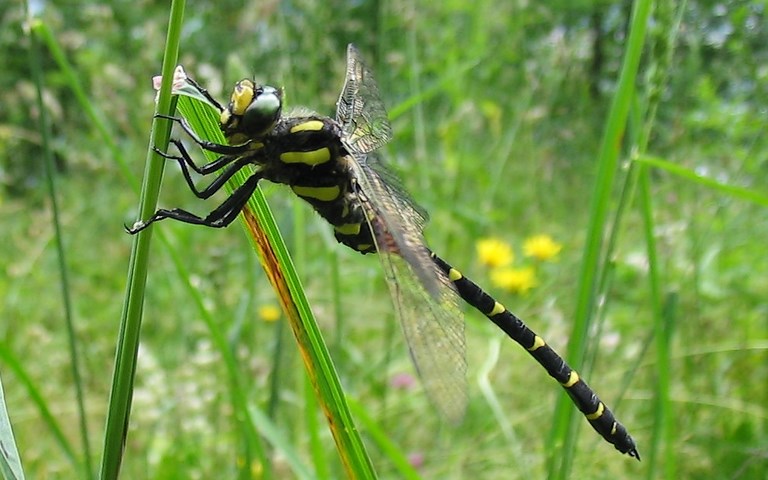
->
[154,144,258,199]
[155,114,253,155]
[126,172,263,234]
[164,139,249,175]
[185,77,225,111]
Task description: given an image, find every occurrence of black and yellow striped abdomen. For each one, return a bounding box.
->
[256,116,377,254]
[430,252,639,458]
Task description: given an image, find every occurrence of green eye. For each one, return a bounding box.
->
[242,86,282,135]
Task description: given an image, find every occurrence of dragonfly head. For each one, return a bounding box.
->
[220,80,282,140]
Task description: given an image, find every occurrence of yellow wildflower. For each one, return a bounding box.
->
[523,234,562,261]
[490,267,537,295]
[258,305,281,322]
[476,238,514,268]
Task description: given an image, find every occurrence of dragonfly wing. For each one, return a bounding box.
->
[351,156,468,422]
[337,43,467,421]
[379,250,468,422]
[336,44,392,154]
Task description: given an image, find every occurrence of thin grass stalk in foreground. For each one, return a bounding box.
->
[175,92,376,479]
[99,1,186,478]
[27,15,94,479]
[33,8,268,476]
[547,1,653,477]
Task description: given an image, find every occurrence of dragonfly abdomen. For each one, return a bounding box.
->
[430,252,640,459]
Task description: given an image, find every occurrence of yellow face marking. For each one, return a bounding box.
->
[280,148,332,166]
[334,223,362,235]
[489,301,505,316]
[527,335,546,351]
[231,81,255,116]
[291,185,340,202]
[561,370,580,387]
[448,268,462,281]
[586,402,605,420]
[290,120,324,133]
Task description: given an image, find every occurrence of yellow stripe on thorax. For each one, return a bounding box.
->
[280,148,331,166]
[291,185,340,202]
[334,223,362,236]
[290,120,325,132]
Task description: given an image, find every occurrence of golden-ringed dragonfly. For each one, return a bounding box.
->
[128,45,639,460]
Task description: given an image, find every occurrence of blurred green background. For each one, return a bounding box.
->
[1,0,767,478]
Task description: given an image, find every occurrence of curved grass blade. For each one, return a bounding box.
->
[635,155,768,207]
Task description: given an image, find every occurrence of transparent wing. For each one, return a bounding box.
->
[351,156,468,422]
[364,155,429,230]
[337,43,468,420]
[336,44,392,154]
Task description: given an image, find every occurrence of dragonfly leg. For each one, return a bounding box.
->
[155,114,252,155]
[126,171,263,233]
[155,145,257,199]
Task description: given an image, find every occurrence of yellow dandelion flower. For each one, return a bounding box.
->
[523,234,562,261]
[476,238,514,268]
[258,305,281,322]
[490,267,537,295]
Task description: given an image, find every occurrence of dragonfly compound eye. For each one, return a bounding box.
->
[241,85,282,136]
[220,81,281,137]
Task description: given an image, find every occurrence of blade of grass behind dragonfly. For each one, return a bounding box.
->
[175,93,377,479]
[547,0,653,476]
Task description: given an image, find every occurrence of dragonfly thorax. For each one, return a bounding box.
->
[220,80,282,142]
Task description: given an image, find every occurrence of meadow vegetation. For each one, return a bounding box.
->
[1,1,766,478]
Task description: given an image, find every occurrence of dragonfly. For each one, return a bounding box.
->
[128,44,639,459]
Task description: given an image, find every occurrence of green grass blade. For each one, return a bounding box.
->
[547,0,654,476]
[347,399,421,480]
[0,373,25,480]
[635,155,768,206]
[176,89,376,479]
[637,166,668,476]
[99,1,186,478]
[29,20,138,191]
[247,405,314,479]
[304,373,331,479]
[26,14,93,479]
[0,344,74,472]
